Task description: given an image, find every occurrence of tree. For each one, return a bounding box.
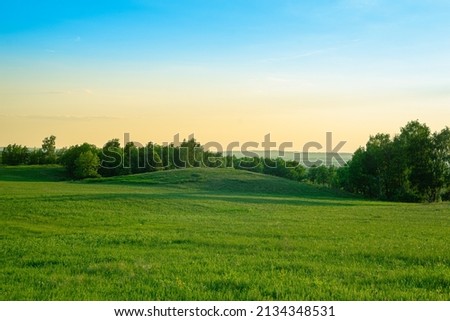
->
[179,138,203,168]
[342,120,448,202]
[397,121,434,201]
[160,144,176,170]
[430,127,450,201]
[364,133,403,199]
[28,148,45,165]
[145,142,163,171]
[308,165,334,186]
[2,144,29,165]
[60,143,100,179]
[74,151,100,179]
[334,165,350,190]
[42,135,57,163]
[236,157,263,173]
[346,147,367,195]
[286,160,306,181]
[346,135,412,200]
[99,139,124,177]
[203,150,225,168]
[263,158,289,178]
[123,142,139,174]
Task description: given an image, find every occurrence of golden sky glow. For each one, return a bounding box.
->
[1,1,449,151]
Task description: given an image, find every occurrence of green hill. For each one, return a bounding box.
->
[0,165,352,200]
[90,167,351,199]
[0,165,66,182]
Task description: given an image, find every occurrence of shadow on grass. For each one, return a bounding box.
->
[1,166,361,205]
[0,166,67,182]
[85,169,358,201]
[19,190,359,207]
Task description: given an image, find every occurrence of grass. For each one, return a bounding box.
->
[1,165,449,300]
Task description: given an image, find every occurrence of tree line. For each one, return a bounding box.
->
[239,120,450,203]
[1,121,449,202]
[339,121,450,202]
[1,135,59,165]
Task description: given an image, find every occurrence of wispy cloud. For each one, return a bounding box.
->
[260,49,328,63]
[0,89,96,97]
[260,39,362,64]
[0,114,119,122]
[261,50,324,62]
[40,90,73,95]
[264,76,292,83]
[0,90,72,96]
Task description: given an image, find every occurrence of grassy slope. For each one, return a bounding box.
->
[1,166,449,300]
[0,165,66,182]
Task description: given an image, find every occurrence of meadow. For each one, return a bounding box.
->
[1,166,449,300]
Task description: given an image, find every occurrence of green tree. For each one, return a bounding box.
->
[334,165,350,190]
[343,120,447,202]
[99,139,125,177]
[236,157,263,173]
[364,133,399,199]
[145,142,163,171]
[286,160,306,181]
[310,165,333,186]
[347,135,411,200]
[346,147,369,195]
[263,158,290,178]
[74,151,100,179]
[179,138,203,168]
[60,143,100,179]
[123,142,140,174]
[28,148,45,165]
[397,121,434,201]
[42,135,57,164]
[430,127,450,201]
[160,144,176,170]
[203,150,225,168]
[2,144,29,165]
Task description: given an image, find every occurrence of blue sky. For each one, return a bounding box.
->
[1,0,449,149]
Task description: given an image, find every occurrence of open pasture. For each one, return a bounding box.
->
[1,166,449,300]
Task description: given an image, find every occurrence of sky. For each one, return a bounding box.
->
[1,0,449,152]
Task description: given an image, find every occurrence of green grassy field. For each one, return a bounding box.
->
[1,165,449,300]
